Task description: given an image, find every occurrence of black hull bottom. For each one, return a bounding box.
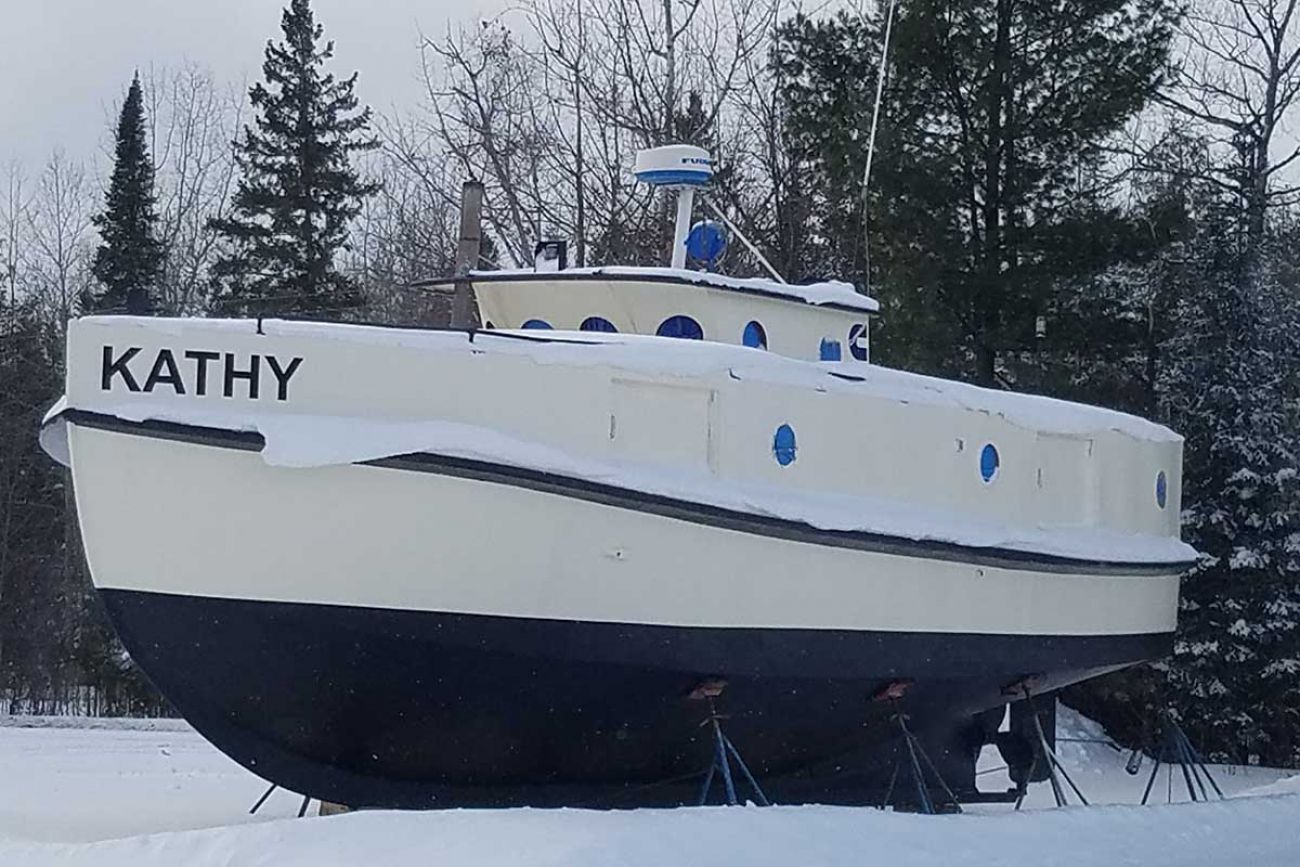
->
[101,589,1170,808]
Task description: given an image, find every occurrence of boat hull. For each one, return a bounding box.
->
[101,587,1166,808]
[65,418,1179,807]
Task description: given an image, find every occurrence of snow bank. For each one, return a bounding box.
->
[469,265,882,312]
[0,711,1294,865]
[0,715,190,732]
[4,795,1300,867]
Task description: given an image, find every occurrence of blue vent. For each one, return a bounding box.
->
[848,324,869,361]
[1156,471,1168,509]
[773,424,797,466]
[521,319,553,330]
[979,444,1000,483]
[580,316,617,333]
[819,339,842,361]
[657,315,704,340]
[743,321,767,349]
[686,220,728,267]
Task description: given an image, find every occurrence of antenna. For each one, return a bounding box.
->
[634,145,713,269]
[860,0,898,286]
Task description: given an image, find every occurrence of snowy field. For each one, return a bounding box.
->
[0,710,1295,866]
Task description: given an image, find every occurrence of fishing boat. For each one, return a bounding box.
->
[40,145,1192,809]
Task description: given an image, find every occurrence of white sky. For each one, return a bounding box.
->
[0,0,497,169]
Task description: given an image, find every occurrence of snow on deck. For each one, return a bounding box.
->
[74,316,1183,445]
[0,711,1296,865]
[469,265,882,313]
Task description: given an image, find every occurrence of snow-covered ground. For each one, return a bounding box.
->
[0,709,1295,866]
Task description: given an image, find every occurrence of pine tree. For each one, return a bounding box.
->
[775,1,1178,384]
[90,74,163,314]
[210,0,379,316]
[1159,221,1300,766]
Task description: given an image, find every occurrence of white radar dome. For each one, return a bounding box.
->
[633,144,713,187]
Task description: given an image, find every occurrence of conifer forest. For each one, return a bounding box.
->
[2,0,1300,772]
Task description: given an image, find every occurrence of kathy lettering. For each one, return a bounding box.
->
[100,346,304,401]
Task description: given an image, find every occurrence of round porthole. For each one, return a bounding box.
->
[1156,471,1168,509]
[743,320,767,349]
[521,319,553,330]
[848,324,868,361]
[657,315,704,340]
[773,424,797,466]
[979,444,1000,484]
[580,316,618,333]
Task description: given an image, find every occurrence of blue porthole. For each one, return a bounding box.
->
[657,315,704,340]
[580,316,618,333]
[848,324,869,361]
[773,424,797,466]
[979,444,1000,484]
[1156,471,1168,509]
[743,321,767,349]
[521,319,553,330]
[819,338,842,361]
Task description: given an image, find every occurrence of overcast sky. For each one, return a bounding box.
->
[0,0,496,169]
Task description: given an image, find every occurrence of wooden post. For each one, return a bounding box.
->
[452,181,485,329]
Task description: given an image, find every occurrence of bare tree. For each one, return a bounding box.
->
[1162,0,1300,250]
[24,151,95,329]
[396,0,784,273]
[142,65,244,314]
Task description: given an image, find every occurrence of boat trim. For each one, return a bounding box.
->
[56,408,1195,578]
[413,270,877,316]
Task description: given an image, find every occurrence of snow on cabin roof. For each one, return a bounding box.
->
[68,316,1179,445]
[463,266,881,314]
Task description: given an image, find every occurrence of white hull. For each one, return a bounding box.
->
[69,423,1178,637]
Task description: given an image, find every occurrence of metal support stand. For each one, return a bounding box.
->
[249,783,277,815]
[871,683,961,814]
[1013,688,1088,810]
[248,782,314,818]
[691,680,770,807]
[877,700,962,814]
[1140,710,1225,805]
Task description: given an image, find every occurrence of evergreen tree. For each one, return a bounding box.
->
[90,74,163,314]
[210,0,379,316]
[1158,219,1300,766]
[775,1,1178,384]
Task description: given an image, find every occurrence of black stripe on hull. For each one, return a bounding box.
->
[101,588,1171,809]
[58,410,1194,578]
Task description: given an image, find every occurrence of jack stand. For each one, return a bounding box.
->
[690,680,770,807]
[250,783,277,815]
[870,682,961,815]
[1140,709,1225,805]
[249,782,313,818]
[1012,688,1088,810]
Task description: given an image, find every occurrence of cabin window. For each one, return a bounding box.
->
[819,338,842,361]
[580,316,618,333]
[979,444,1000,484]
[521,319,553,330]
[849,324,868,361]
[773,424,797,466]
[743,321,767,349]
[1156,471,1168,509]
[657,315,704,340]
